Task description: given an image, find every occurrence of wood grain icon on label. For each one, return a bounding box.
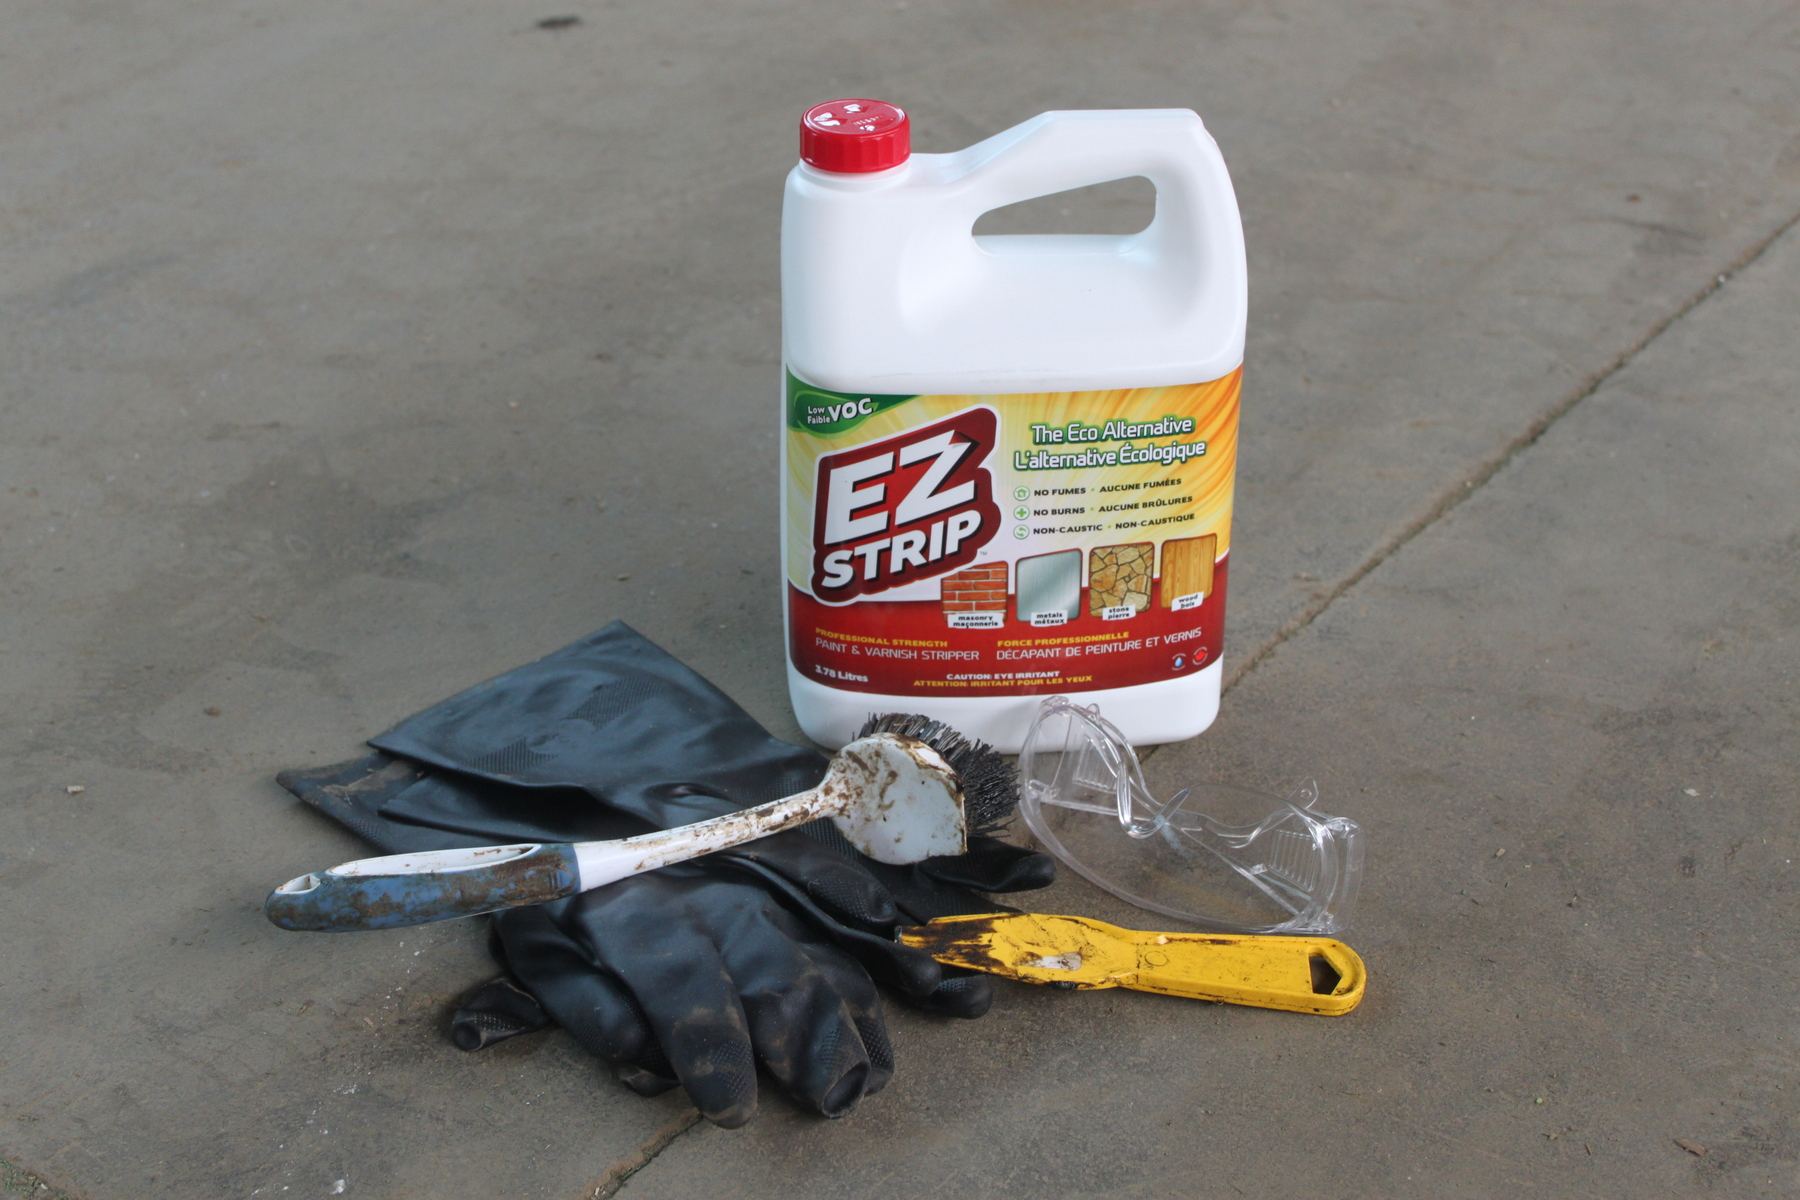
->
[1160,534,1217,607]
[1088,542,1153,616]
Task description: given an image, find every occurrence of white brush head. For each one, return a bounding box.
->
[821,733,968,864]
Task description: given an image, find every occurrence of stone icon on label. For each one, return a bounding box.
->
[1088,542,1153,617]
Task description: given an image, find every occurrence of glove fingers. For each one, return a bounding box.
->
[905,967,996,1018]
[809,921,943,1001]
[450,974,552,1050]
[821,948,895,1100]
[492,905,673,1081]
[735,960,871,1118]
[714,855,944,999]
[736,933,895,1118]
[587,885,762,1129]
[920,836,1056,894]
[615,1063,680,1097]
[726,830,900,928]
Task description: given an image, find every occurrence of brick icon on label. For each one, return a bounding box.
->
[1088,542,1153,616]
[1159,534,1217,608]
[940,563,1007,614]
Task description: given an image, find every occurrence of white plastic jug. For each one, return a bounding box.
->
[781,100,1246,752]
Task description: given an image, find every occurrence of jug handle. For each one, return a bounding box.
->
[945,109,1236,262]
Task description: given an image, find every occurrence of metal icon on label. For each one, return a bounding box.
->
[1015,550,1081,625]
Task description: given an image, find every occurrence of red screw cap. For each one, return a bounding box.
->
[800,99,910,173]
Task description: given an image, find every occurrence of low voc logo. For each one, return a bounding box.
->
[811,408,1001,602]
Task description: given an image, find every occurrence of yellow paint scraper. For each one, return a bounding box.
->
[898,912,1366,1016]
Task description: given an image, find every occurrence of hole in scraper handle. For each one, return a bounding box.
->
[1308,954,1344,996]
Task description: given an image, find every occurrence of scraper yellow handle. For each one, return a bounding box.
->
[899,913,1368,1016]
[1122,930,1366,1016]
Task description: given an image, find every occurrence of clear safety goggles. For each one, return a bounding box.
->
[1018,696,1364,934]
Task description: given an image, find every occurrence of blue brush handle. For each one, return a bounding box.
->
[265,842,581,932]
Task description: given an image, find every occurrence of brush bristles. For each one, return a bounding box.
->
[855,712,1019,837]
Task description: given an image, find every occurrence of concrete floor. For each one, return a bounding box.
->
[2,2,1795,1196]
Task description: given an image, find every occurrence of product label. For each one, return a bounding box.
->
[785,369,1239,697]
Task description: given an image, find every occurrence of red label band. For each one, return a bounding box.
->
[788,556,1228,696]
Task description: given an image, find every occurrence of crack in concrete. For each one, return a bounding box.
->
[1210,203,1800,713]
[583,205,1800,1200]
[584,1110,702,1199]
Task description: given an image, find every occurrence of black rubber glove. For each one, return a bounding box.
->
[283,754,933,1124]
[277,622,1053,1126]
[365,621,1052,936]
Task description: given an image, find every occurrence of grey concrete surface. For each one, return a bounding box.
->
[626,172,1800,1200]
[1,1,1795,1197]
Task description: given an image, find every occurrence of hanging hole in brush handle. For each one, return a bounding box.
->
[264,843,581,932]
